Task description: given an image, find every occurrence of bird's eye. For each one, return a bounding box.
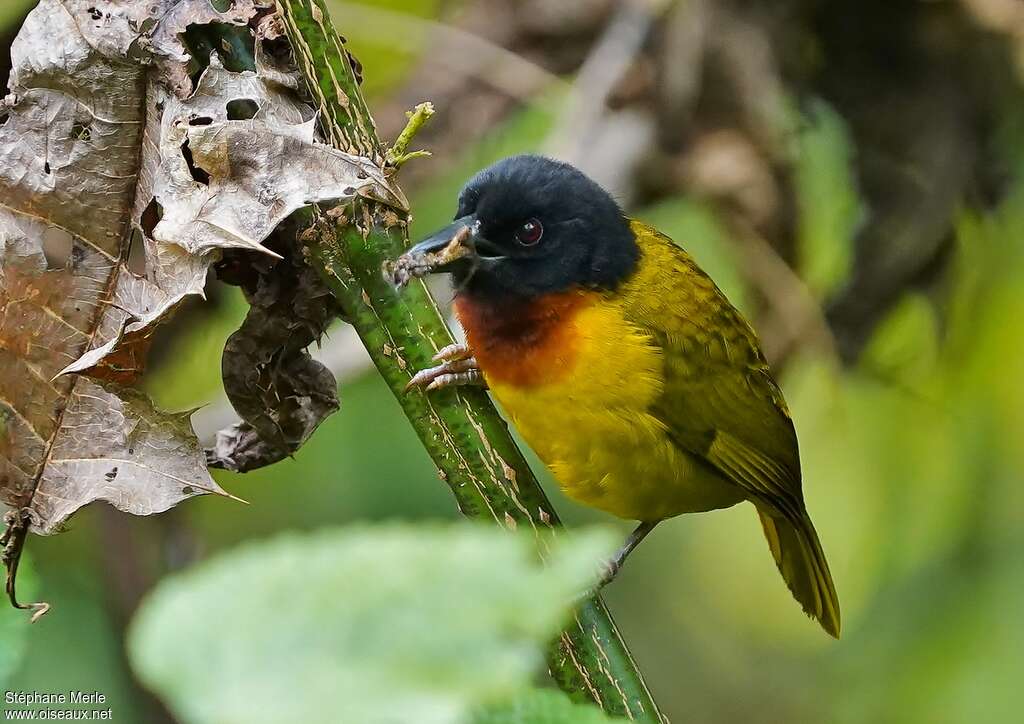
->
[515,218,543,246]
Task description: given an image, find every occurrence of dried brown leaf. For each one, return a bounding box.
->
[1,0,403,611]
[63,57,404,380]
[0,0,240,538]
[29,378,237,533]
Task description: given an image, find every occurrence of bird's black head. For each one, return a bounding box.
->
[398,155,638,299]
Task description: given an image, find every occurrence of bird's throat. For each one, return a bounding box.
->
[453,290,594,387]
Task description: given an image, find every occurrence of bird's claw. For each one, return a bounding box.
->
[572,560,619,607]
[432,343,472,363]
[405,345,486,392]
[596,558,621,589]
[573,522,660,606]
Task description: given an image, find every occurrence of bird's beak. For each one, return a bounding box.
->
[407,216,478,266]
[388,215,501,287]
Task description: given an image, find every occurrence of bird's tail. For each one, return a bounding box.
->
[758,509,841,638]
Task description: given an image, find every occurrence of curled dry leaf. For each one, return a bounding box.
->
[207,217,343,473]
[1,0,404,607]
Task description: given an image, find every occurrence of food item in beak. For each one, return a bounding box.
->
[385,225,473,288]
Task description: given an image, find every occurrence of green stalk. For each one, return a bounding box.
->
[274,2,663,719]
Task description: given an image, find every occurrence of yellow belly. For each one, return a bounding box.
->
[485,300,743,521]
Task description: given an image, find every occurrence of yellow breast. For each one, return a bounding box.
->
[470,292,741,521]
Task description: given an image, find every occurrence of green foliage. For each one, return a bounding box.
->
[326,0,447,98]
[474,689,623,724]
[128,524,615,724]
[4,556,146,720]
[792,98,860,298]
[0,0,33,33]
[145,287,251,411]
[0,551,36,687]
[860,293,940,385]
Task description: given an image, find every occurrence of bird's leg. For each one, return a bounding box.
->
[405,343,487,392]
[596,521,660,589]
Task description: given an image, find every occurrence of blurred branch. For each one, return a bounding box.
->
[543,0,665,204]
[726,217,839,367]
[546,0,665,165]
[654,0,707,146]
[369,0,604,190]
[271,1,664,719]
[961,0,1024,78]
[815,9,984,363]
[94,507,179,724]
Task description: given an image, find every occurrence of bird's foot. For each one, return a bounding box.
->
[405,343,486,391]
[434,343,473,363]
[575,521,661,604]
[597,558,623,589]
[573,560,623,606]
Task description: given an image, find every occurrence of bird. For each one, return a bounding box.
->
[395,154,840,637]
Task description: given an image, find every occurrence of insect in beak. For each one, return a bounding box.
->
[387,216,504,287]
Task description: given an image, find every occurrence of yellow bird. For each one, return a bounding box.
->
[398,155,840,637]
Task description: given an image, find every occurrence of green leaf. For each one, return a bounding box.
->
[861,293,940,384]
[0,0,33,33]
[128,524,615,724]
[793,98,861,298]
[473,689,624,724]
[324,0,446,98]
[0,549,38,687]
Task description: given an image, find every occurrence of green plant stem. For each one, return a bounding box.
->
[386,101,435,166]
[273,1,663,719]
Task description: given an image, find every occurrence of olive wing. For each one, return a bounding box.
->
[620,225,805,515]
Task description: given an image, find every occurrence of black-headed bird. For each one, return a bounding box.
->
[395,155,840,637]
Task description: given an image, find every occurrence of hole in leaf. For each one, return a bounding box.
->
[183,21,255,85]
[183,26,214,89]
[42,227,74,269]
[140,197,163,237]
[43,161,51,174]
[226,98,259,120]
[72,121,91,142]
[188,116,213,126]
[127,226,147,275]
[260,35,292,65]
[211,0,234,11]
[181,140,210,185]
[0,112,9,126]
[182,486,195,495]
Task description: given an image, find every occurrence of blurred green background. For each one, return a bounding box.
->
[3,0,1023,722]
